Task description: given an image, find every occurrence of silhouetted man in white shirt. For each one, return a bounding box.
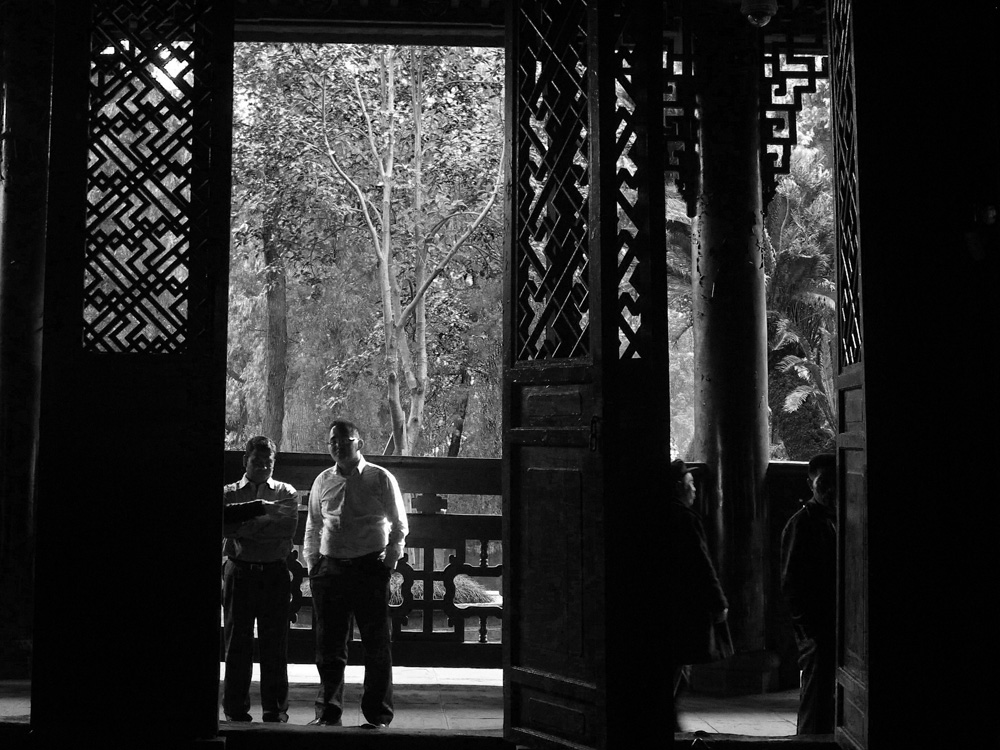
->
[303,419,408,728]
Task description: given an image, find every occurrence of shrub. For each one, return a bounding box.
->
[389,573,495,606]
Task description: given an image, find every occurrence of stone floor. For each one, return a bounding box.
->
[223,665,505,731]
[1,665,800,738]
[678,686,799,737]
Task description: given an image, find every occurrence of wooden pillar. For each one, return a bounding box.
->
[689,1,773,689]
[0,0,54,679]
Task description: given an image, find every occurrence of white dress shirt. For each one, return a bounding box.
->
[303,455,408,571]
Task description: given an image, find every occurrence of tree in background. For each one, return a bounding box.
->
[665,187,697,458]
[227,46,833,463]
[229,43,354,450]
[299,45,504,456]
[227,44,504,458]
[763,80,837,459]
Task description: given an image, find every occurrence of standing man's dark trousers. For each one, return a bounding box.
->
[222,558,291,722]
[311,553,394,726]
[795,629,835,734]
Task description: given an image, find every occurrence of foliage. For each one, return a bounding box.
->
[226,45,835,470]
[763,80,837,459]
[665,187,697,458]
[665,81,836,461]
[389,573,496,606]
[227,43,504,459]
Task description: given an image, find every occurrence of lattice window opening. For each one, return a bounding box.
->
[519,250,591,354]
[760,52,830,209]
[614,45,647,360]
[662,54,693,170]
[85,37,203,353]
[663,28,700,217]
[514,2,592,361]
[829,1,863,366]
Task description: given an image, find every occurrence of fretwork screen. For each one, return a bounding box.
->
[512,0,591,361]
[759,6,829,210]
[829,0,863,366]
[613,5,665,360]
[84,1,216,353]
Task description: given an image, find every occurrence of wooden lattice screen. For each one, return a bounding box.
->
[663,5,699,218]
[512,0,669,362]
[759,3,829,210]
[511,0,591,361]
[84,0,220,353]
[829,0,863,366]
[612,3,666,360]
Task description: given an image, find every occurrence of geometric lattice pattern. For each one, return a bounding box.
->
[760,3,829,210]
[662,7,699,217]
[615,31,642,358]
[84,1,215,353]
[613,4,662,360]
[513,0,591,360]
[829,0,863,366]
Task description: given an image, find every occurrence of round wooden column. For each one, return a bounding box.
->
[0,0,53,678]
[689,3,771,670]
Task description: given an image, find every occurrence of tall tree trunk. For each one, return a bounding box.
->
[376,49,407,455]
[405,47,428,457]
[447,367,471,457]
[262,235,287,449]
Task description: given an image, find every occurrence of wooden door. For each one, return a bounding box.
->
[828,1,868,747]
[32,0,234,738]
[503,2,669,748]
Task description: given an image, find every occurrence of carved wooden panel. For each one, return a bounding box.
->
[511,0,591,361]
[830,2,868,748]
[85,0,220,353]
[759,2,829,209]
[829,0,863,366]
[611,4,666,360]
[514,461,586,672]
[662,6,699,217]
[840,446,867,677]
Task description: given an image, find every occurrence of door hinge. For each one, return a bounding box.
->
[590,416,601,452]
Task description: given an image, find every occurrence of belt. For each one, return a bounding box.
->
[228,557,286,571]
[323,551,383,566]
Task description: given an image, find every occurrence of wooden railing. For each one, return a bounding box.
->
[223,451,504,667]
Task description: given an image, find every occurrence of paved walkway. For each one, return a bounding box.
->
[222,665,504,731]
[2,666,799,737]
[678,687,799,737]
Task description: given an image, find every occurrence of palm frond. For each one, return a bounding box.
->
[784,384,817,413]
[792,290,836,312]
[777,354,808,375]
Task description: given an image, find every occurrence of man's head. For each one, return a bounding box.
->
[243,435,277,485]
[669,459,697,507]
[328,419,364,471]
[807,453,836,507]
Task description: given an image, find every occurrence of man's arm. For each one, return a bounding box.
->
[223,500,267,526]
[303,475,323,574]
[382,471,408,568]
[689,514,728,618]
[223,485,258,538]
[780,514,816,635]
[239,484,298,541]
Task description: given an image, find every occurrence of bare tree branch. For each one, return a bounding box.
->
[356,72,387,182]
[319,81,384,263]
[397,140,506,329]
